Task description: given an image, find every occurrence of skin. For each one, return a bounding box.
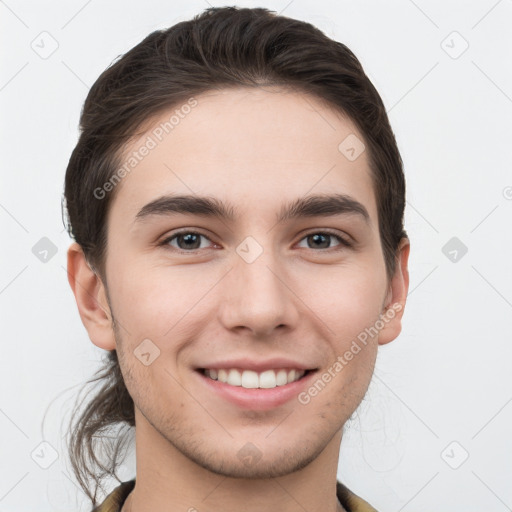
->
[67,86,409,512]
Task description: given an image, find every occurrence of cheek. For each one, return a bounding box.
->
[109,260,220,346]
[295,261,387,344]
[107,261,179,340]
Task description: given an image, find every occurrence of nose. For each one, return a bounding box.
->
[217,246,300,338]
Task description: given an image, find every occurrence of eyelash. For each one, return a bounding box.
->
[158,229,353,253]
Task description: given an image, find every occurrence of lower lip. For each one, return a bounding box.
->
[195,370,317,411]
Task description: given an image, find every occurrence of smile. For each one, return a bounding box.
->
[200,368,309,388]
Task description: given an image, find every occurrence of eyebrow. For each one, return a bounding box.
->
[134,193,371,225]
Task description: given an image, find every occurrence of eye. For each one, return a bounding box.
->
[159,229,353,253]
[296,231,352,251]
[160,230,215,252]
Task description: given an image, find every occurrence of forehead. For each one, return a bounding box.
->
[109,86,377,225]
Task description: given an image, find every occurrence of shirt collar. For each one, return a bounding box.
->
[93,479,378,512]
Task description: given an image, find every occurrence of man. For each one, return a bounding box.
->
[64,7,409,512]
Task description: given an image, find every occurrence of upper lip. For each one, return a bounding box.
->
[196,357,318,373]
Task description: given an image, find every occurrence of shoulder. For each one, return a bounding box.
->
[336,480,379,512]
[92,479,135,512]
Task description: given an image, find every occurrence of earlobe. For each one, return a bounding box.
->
[378,238,410,345]
[66,242,116,351]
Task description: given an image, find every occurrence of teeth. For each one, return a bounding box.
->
[228,369,242,386]
[241,370,259,388]
[276,369,288,386]
[204,368,306,388]
[259,370,277,389]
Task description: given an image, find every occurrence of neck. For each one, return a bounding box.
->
[124,408,348,512]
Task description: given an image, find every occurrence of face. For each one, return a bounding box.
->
[85,86,408,478]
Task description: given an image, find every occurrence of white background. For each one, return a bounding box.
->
[1,1,511,510]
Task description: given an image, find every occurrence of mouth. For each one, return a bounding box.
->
[193,357,320,410]
[196,367,315,389]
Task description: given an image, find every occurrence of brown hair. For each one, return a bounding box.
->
[63,5,407,506]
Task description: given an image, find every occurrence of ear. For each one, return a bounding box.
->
[66,242,116,351]
[378,237,410,345]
